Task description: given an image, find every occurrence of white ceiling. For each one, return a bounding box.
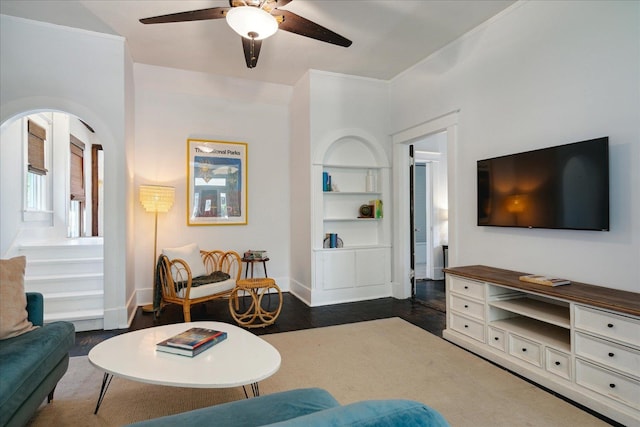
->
[1,0,515,86]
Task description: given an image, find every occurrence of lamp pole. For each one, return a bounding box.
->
[142,209,160,313]
[139,185,175,314]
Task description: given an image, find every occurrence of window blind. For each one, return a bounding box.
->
[70,136,85,201]
[27,120,47,175]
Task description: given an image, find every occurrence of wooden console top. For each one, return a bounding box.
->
[444,265,640,317]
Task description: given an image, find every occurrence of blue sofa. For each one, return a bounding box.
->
[0,292,75,427]
[128,387,449,426]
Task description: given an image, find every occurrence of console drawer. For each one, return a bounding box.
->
[546,348,572,380]
[450,312,484,342]
[576,359,640,410]
[575,332,640,378]
[575,306,640,347]
[509,334,542,368]
[449,276,484,300]
[488,326,506,352]
[450,294,484,320]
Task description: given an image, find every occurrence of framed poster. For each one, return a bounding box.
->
[187,139,248,225]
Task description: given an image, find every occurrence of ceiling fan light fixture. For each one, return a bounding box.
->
[226,6,278,40]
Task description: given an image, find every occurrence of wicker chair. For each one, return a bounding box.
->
[157,250,242,322]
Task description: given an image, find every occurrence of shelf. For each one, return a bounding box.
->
[490,317,571,352]
[323,217,381,222]
[323,191,382,196]
[321,164,382,170]
[314,244,391,252]
[489,297,570,329]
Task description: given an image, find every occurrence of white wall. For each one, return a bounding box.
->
[389,1,640,292]
[288,70,392,303]
[0,15,134,328]
[309,71,391,163]
[133,64,292,304]
[289,72,312,299]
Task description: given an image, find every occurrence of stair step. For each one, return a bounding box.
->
[45,309,105,331]
[44,290,104,300]
[43,290,104,313]
[24,273,104,293]
[25,272,103,281]
[26,257,103,276]
[19,239,103,260]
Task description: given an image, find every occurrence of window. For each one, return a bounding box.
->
[25,119,48,211]
[69,135,86,237]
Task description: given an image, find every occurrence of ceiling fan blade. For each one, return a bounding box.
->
[275,10,351,47]
[242,37,262,69]
[140,7,230,24]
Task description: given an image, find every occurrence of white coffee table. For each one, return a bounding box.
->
[88,321,281,414]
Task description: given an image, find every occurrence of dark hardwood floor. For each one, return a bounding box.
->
[71,291,446,357]
[415,279,446,312]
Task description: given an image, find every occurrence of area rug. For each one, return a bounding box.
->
[27,318,608,426]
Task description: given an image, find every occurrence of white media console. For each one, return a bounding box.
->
[443,265,639,426]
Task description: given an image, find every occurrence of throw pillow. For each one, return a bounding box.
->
[0,256,37,340]
[162,243,208,280]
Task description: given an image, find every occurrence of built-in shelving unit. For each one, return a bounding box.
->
[443,265,640,427]
[322,165,384,244]
[310,134,391,306]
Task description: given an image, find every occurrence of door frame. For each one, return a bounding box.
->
[409,144,415,299]
[391,111,459,299]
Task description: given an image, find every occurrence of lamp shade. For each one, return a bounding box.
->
[139,185,175,213]
[226,6,278,40]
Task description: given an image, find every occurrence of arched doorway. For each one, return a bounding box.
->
[1,110,106,331]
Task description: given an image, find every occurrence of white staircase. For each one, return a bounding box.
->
[20,238,104,332]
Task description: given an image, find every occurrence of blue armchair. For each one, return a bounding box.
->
[0,292,75,427]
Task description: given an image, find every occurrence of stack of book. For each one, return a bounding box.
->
[244,250,268,260]
[519,274,571,287]
[156,327,227,357]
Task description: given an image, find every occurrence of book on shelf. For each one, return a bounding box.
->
[519,274,571,287]
[156,327,227,357]
[369,199,383,218]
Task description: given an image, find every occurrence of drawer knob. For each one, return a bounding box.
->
[494,337,499,341]
[607,323,614,328]
[464,304,469,308]
[608,352,615,357]
[464,286,469,289]
[609,383,616,389]
[464,324,469,328]
[555,361,561,366]
[522,348,527,352]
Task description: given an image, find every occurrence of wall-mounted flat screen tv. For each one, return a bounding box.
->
[477,137,609,231]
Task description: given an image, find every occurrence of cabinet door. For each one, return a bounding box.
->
[355,248,388,287]
[321,250,356,290]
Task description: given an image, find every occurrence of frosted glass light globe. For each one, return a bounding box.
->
[226,6,278,40]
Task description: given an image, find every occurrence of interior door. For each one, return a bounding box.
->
[409,145,416,299]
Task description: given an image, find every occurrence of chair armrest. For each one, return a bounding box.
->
[26,292,44,326]
[164,258,193,298]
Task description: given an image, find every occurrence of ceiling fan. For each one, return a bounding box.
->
[139,0,352,69]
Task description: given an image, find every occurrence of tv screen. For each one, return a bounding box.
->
[477,137,609,231]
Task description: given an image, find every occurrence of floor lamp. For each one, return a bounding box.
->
[139,185,175,313]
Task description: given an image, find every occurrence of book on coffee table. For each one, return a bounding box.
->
[156,327,227,357]
[519,274,571,287]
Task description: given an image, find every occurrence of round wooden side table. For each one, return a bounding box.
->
[229,278,282,328]
[241,257,269,278]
